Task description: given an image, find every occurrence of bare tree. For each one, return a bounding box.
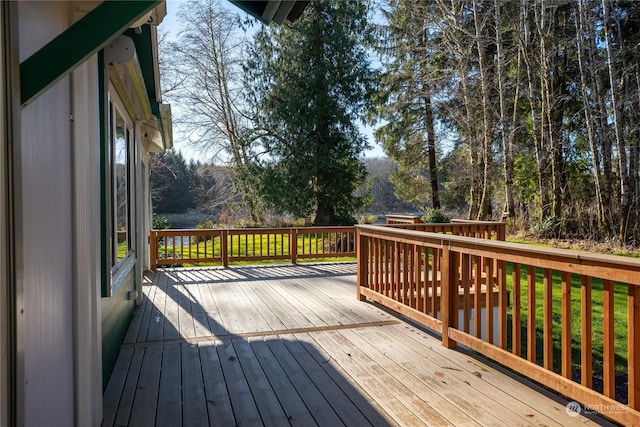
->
[575,0,606,229]
[435,0,483,219]
[494,0,518,219]
[602,0,631,241]
[162,0,263,222]
[471,0,494,220]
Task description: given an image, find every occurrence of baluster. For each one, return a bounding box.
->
[580,276,593,388]
[561,272,572,379]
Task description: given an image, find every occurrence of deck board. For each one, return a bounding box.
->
[103,262,615,427]
[145,271,167,342]
[249,337,320,427]
[265,337,346,426]
[155,344,182,427]
[101,346,134,427]
[176,283,196,338]
[181,343,209,426]
[196,281,227,336]
[199,341,236,426]
[128,345,162,427]
[218,339,264,425]
[234,338,293,425]
[163,274,180,341]
[112,347,144,427]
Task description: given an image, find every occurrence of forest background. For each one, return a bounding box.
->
[151,0,640,250]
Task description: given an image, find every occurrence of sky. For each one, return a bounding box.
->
[159,0,386,162]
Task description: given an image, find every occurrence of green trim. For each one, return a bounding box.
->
[229,1,267,22]
[20,0,161,106]
[125,26,157,103]
[229,1,302,24]
[101,265,136,388]
[99,51,110,298]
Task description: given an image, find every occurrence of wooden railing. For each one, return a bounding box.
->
[385,214,424,224]
[356,224,640,425]
[149,226,356,270]
[385,219,506,240]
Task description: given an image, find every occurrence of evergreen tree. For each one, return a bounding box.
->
[244,0,376,225]
[149,149,195,214]
[372,0,442,212]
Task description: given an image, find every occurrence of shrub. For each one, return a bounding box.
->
[358,214,378,224]
[334,214,357,226]
[196,220,216,230]
[530,216,561,239]
[263,211,295,228]
[292,218,308,227]
[422,208,450,223]
[217,210,231,226]
[234,218,261,229]
[153,214,170,230]
[191,219,217,243]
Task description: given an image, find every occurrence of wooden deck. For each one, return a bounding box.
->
[102,262,613,427]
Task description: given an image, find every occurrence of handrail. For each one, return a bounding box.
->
[149,226,357,269]
[356,224,640,425]
[149,221,505,270]
[385,214,423,224]
[383,221,506,240]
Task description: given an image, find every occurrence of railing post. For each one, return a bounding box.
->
[149,230,157,271]
[291,228,298,264]
[441,244,458,349]
[221,229,229,268]
[356,227,368,301]
[498,222,506,241]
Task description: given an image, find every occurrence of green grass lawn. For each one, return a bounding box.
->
[158,233,356,267]
[501,238,630,379]
[504,262,629,380]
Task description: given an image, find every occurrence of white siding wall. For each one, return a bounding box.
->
[71,58,103,426]
[17,2,75,425]
[19,80,75,427]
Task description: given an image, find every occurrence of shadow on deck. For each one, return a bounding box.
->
[102,262,613,426]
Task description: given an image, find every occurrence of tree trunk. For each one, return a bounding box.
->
[459,64,481,220]
[418,22,441,209]
[494,0,515,219]
[423,95,441,209]
[575,0,605,230]
[522,0,550,220]
[583,8,614,233]
[603,0,631,241]
[473,0,493,220]
[631,66,640,233]
[313,199,336,226]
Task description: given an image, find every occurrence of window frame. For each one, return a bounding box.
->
[0,3,10,423]
[107,90,136,289]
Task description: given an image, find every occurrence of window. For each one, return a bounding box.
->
[108,100,135,270]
